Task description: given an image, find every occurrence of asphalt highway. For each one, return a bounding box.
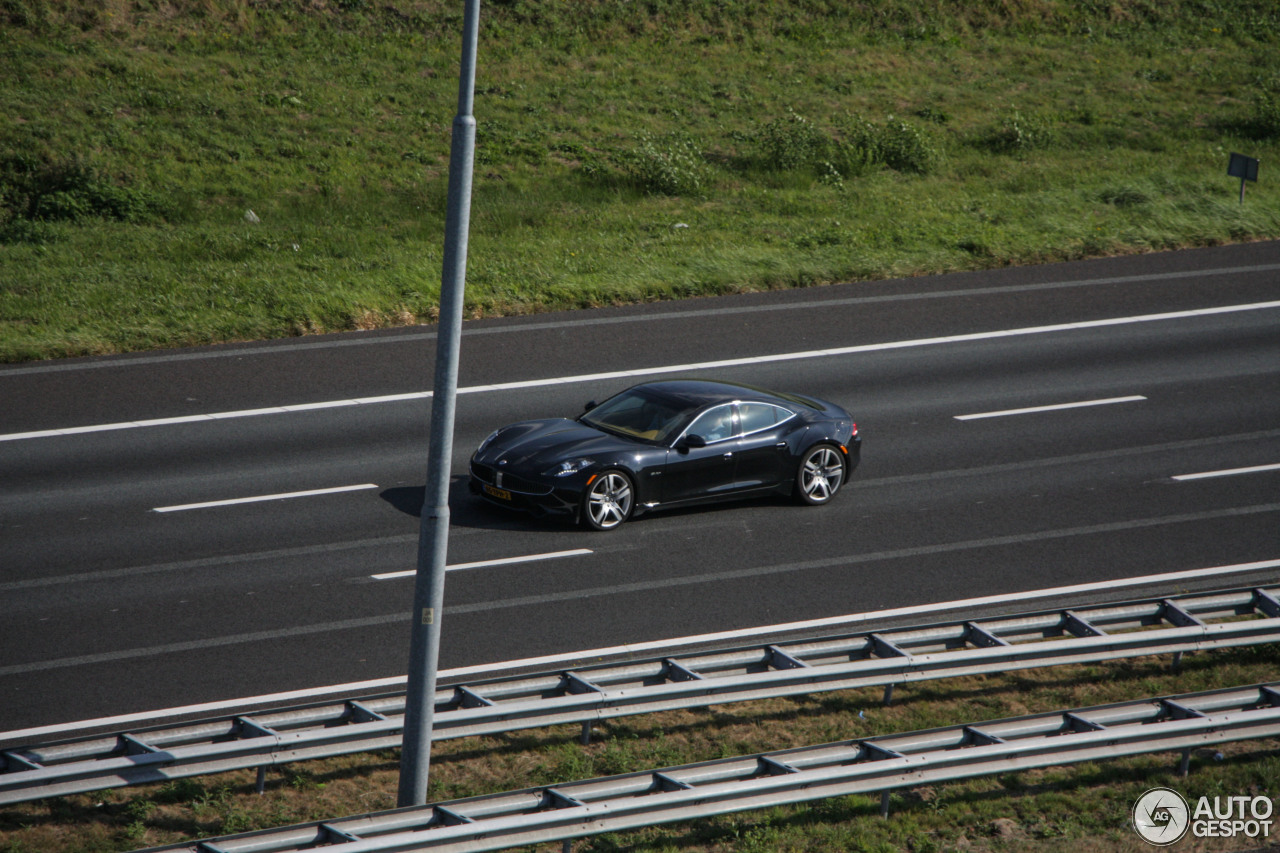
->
[2,241,1278,735]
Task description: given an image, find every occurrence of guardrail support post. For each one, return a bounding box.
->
[255,766,266,795]
[882,684,894,706]
[880,790,891,818]
[580,722,592,746]
[1171,651,1183,673]
[1179,749,1191,776]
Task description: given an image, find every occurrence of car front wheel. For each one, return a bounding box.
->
[796,443,845,505]
[582,470,634,530]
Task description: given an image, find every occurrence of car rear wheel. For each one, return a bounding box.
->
[582,470,634,530]
[796,443,845,505]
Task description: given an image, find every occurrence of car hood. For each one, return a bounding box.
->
[473,419,636,471]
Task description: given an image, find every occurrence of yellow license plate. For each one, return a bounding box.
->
[483,484,512,501]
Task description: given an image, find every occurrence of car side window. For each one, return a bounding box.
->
[686,404,737,443]
[738,402,794,435]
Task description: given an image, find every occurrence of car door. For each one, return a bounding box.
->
[660,403,740,504]
[733,401,796,489]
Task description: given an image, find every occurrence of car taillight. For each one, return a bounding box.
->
[851,423,858,437]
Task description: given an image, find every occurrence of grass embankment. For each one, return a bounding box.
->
[1,649,1277,852]
[2,0,1280,361]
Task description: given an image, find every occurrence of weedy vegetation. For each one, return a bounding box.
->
[1,0,1279,361]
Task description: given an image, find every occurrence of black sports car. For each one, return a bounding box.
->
[469,379,860,530]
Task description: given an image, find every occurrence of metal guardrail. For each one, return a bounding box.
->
[137,681,1280,853]
[3,586,1278,805]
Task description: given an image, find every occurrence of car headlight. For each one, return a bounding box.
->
[545,457,595,477]
[475,429,502,455]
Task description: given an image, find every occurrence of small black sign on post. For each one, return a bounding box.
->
[1227,152,1259,204]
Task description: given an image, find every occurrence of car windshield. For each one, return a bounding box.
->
[579,388,692,444]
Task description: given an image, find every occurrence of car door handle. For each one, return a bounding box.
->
[723,451,734,459]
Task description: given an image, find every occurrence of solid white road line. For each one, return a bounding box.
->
[4,557,1276,745]
[370,549,594,580]
[7,262,1280,379]
[435,557,1280,681]
[955,395,1148,421]
[153,484,379,513]
[1173,463,1280,482]
[4,300,1279,443]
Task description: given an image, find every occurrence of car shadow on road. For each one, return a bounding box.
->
[381,478,821,533]
[379,477,573,532]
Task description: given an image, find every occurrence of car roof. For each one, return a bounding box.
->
[631,379,815,410]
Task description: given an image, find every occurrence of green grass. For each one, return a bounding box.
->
[2,0,1279,361]
[1,648,1277,852]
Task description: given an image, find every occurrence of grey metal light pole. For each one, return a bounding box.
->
[397,0,481,808]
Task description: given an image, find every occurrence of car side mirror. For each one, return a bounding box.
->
[679,434,707,450]
[584,400,597,412]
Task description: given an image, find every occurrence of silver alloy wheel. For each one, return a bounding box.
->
[584,471,633,530]
[798,444,844,505]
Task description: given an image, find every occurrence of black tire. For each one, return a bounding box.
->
[581,470,634,530]
[795,443,846,505]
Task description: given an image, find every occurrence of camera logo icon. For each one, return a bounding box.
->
[1133,787,1190,845]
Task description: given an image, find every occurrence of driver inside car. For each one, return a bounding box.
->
[699,408,733,442]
